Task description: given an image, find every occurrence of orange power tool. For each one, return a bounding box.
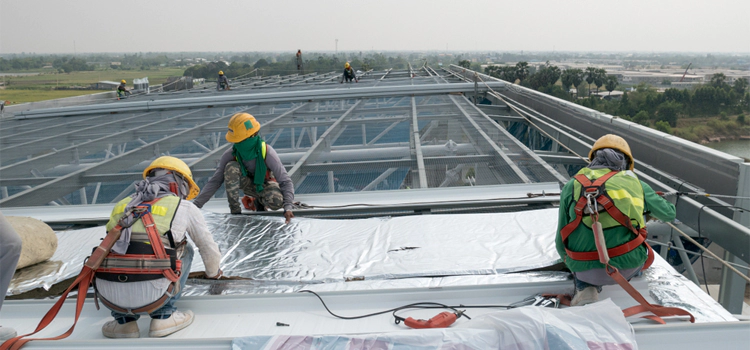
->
[402,310,465,329]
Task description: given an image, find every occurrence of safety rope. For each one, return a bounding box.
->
[646,239,750,271]
[666,222,750,284]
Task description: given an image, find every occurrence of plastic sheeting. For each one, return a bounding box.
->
[231,299,637,350]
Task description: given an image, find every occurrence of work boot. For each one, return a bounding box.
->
[570,286,599,306]
[102,320,140,338]
[0,326,17,341]
[149,310,194,337]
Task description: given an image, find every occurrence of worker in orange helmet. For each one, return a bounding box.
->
[192,113,296,223]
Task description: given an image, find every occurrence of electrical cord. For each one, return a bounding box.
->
[298,289,523,324]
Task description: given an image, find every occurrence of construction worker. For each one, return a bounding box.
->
[117,80,131,99]
[98,156,222,338]
[0,211,22,341]
[341,62,358,83]
[556,134,675,306]
[192,113,295,223]
[296,50,303,72]
[217,71,230,91]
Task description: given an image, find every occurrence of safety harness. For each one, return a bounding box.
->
[1,199,182,350]
[560,170,694,324]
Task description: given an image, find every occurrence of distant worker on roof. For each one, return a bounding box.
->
[117,80,131,100]
[98,156,222,339]
[556,134,675,307]
[217,71,230,91]
[296,50,303,72]
[192,113,296,223]
[340,62,358,83]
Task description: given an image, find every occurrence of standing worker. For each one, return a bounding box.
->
[340,62,358,83]
[296,50,303,73]
[97,156,222,338]
[0,211,23,341]
[217,71,230,91]
[117,80,131,100]
[192,113,295,223]
[556,134,675,306]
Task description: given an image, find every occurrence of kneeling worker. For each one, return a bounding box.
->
[556,134,675,306]
[98,156,222,338]
[117,80,131,99]
[193,113,295,223]
[217,71,230,91]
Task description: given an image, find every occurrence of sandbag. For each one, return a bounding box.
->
[7,216,57,269]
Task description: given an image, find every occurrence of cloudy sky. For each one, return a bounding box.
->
[1,0,749,54]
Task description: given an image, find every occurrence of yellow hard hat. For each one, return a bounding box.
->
[226,112,261,143]
[344,62,350,69]
[121,80,126,84]
[219,71,224,75]
[589,134,634,170]
[142,156,200,200]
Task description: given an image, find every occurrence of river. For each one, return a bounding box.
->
[704,139,750,160]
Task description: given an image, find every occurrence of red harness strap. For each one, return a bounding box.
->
[607,265,695,324]
[2,204,182,350]
[1,225,123,350]
[560,171,654,269]
[558,171,693,324]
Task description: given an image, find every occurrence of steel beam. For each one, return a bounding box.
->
[448,95,530,184]
[411,97,428,188]
[17,83,504,119]
[188,103,308,169]
[0,109,204,177]
[0,108,247,207]
[287,101,362,183]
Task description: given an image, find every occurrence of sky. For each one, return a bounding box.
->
[1,0,749,54]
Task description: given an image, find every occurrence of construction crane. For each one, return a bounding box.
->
[679,63,692,82]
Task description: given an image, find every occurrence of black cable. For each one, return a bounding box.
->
[696,204,711,297]
[298,289,515,323]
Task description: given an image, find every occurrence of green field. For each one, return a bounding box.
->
[0,67,184,104]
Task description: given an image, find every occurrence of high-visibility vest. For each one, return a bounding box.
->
[560,168,652,266]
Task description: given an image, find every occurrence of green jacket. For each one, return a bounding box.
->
[555,168,676,272]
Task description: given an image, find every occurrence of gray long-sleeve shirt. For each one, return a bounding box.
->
[217,75,229,89]
[341,67,357,82]
[193,144,295,211]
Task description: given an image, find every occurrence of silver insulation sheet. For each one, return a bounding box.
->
[7,209,736,322]
[9,209,560,295]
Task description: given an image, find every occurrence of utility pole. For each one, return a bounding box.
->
[335,39,338,54]
[74,40,76,56]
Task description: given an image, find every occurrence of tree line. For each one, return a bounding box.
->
[481,61,749,137]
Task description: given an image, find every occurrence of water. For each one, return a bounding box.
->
[704,139,750,160]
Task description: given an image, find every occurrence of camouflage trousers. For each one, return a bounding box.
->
[224,161,283,213]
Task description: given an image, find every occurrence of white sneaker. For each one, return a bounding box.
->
[149,310,194,337]
[0,326,17,341]
[101,320,140,338]
[571,286,599,306]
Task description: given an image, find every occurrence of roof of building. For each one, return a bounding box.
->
[2,64,749,349]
